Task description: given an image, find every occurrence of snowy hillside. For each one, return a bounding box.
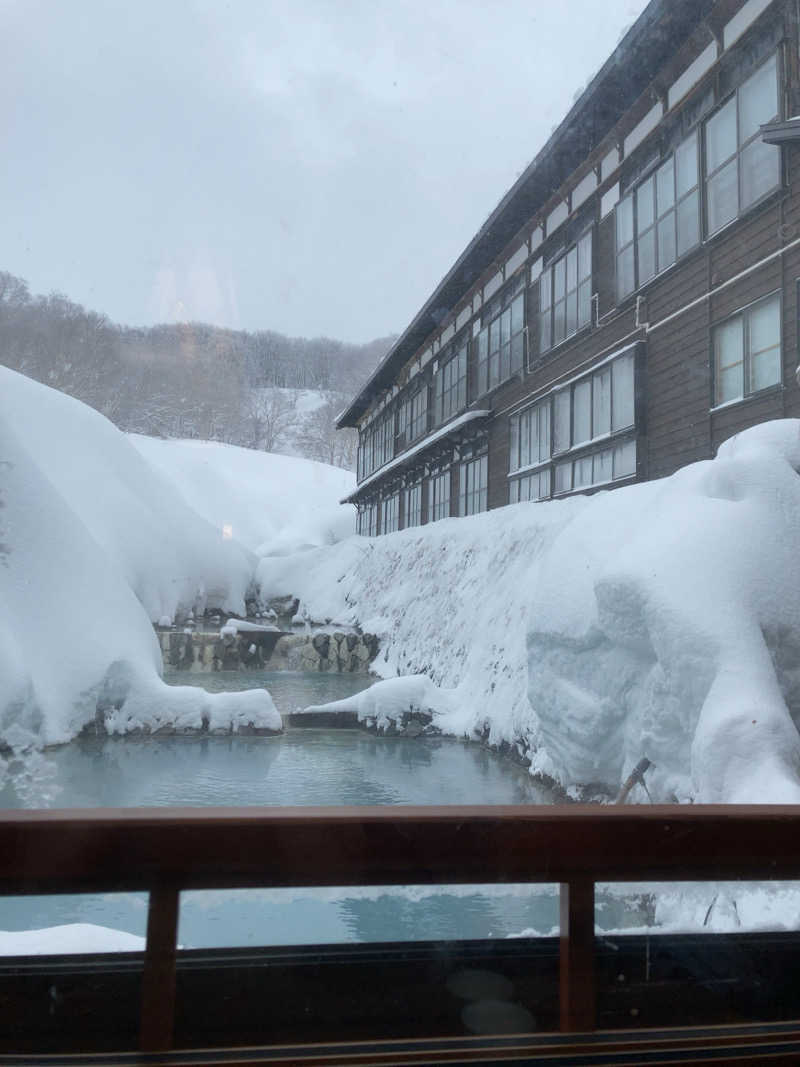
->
[259,420,800,804]
[0,368,352,750]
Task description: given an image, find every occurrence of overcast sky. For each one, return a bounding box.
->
[2,0,648,343]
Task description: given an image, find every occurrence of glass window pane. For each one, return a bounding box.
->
[617,244,635,301]
[739,55,778,144]
[553,299,566,345]
[554,257,566,300]
[714,316,744,404]
[749,346,781,392]
[490,318,501,354]
[574,456,593,488]
[706,97,737,174]
[637,177,655,234]
[578,231,592,281]
[593,367,611,437]
[539,310,551,353]
[594,447,613,484]
[675,131,698,198]
[749,295,780,353]
[555,462,571,493]
[566,247,578,292]
[740,139,780,210]
[538,401,551,461]
[638,227,656,284]
[511,293,524,336]
[612,353,635,430]
[573,379,591,444]
[539,468,551,499]
[566,290,578,336]
[676,190,699,256]
[510,415,520,472]
[578,279,592,328]
[657,212,676,271]
[509,479,519,504]
[613,439,636,478]
[657,158,674,213]
[500,308,510,346]
[707,159,738,234]
[540,268,552,311]
[511,330,524,374]
[554,390,570,452]
[616,195,634,247]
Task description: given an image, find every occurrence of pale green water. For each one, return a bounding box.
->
[0,671,581,949]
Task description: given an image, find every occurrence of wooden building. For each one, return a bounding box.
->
[338,0,800,535]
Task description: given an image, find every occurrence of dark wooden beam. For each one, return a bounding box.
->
[139,885,179,1051]
[559,880,595,1032]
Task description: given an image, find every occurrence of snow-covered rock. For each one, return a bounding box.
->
[260,420,800,804]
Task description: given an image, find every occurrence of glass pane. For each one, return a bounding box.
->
[509,479,519,504]
[566,290,577,336]
[740,139,780,210]
[578,231,592,281]
[739,55,778,144]
[566,247,578,293]
[656,157,674,213]
[539,310,551,353]
[540,268,552,311]
[500,308,510,346]
[706,96,737,174]
[511,330,524,373]
[616,194,634,247]
[749,347,781,393]
[657,212,676,271]
[553,299,566,345]
[538,401,551,461]
[613,439,636,478]
[748,295,780,354]
[675,131,698,198]
[594,447,613,484]
[554,257,566,300]
[612,353,635,430]
[573,379,592,444]
[707,159,738,234]
[500,342,510,383]
[636,177,655,234]
[593,367,611,437]
[638,227,656,284]
[510,415,520,471]
[490,318,501,354]
[554,390,571,452]
[617,244,635,301]
[539,468,551,498]
[676,190,699,256]
[714,316,744,404]
[555,461,571,493]
[574,456,593,488]
[578,279,592,328]
[511,293,524,336]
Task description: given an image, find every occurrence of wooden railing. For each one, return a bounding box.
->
[2,804,800,1052]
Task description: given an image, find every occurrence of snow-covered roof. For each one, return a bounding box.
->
[341,409,491,502]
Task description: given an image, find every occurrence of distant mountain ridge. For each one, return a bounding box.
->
[0,270,394,469]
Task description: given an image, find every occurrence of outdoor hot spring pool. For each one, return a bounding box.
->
[0,672,640,949]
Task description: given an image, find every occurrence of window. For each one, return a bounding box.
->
[381,492,400,534]
[539,231,592,352]
[509,398,551,473]
[616,131,699,301]
[554,439,636,494]
[705,54,780,235]
[434,340,468,424]
[403,482,422,528]
[458,455,488,516]
[428,470,451,522]
[357,502,378,537]
[476,282,525,395]
[509,468,551,504]
[360,409,395,479]
[713,292,781,406]
[553,351,635,454]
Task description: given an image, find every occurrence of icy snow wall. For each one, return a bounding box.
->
[0,367,284,747]
[258,420,800,804]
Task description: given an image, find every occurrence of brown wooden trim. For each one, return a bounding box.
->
[559,879,595,1032]
[139,885,179,1051]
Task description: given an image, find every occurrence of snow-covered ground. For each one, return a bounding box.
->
[0,367,354,753]
[260,420,800,805]
[0,924,146,955]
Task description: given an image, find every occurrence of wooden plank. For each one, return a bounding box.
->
[4,806,800,895]
[139,885,179,1051]
[559,880,595,1032]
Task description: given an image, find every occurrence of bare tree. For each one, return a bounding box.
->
[299,395,357,470]
[240,389,298,452]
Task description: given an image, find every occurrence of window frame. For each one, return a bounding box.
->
[434,337,468,425]
[539,228,592,355]
[427,468,451,523]
[475,277,526,397]
[458,454,488,517]
[711,290,782,409]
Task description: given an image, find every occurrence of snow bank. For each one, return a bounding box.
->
[0,924,146,956]
[302,674,456,731]
[129,435,355,557]
[260,420,800,803]
[0,367,281,751]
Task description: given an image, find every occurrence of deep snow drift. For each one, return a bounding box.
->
[260,420,800,804]
[0,368,359,750]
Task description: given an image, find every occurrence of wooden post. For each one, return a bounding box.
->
[139,885,180,1051]
[559,879,595,1032]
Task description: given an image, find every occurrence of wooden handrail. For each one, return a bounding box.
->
[2,803,800,1051]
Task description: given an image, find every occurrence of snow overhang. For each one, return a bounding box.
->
[340,409,491,503]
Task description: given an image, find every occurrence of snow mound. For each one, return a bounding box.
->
[303,674,456,731]
[259,420,800,803]
[0,367,281,749]
[129,435,355,557]
[0,924,146,956]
